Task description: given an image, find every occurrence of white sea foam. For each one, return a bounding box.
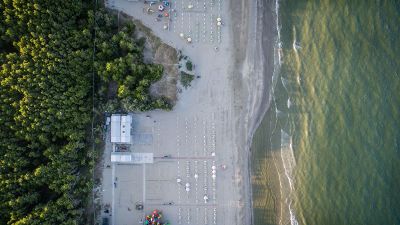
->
[292,38,301,51]
[292,26,300,52]
[281,130,296,190]
[280,130,299,225]
[271,1,299,224]
[289,201,299,225]
[287,98,291,109]
[292,26,302,85]
[275,0,283,67]
[281,77,290,91]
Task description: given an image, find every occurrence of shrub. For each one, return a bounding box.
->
[186,60,193,71]
[180,71,195,88]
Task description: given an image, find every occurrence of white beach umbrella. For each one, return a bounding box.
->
[185,182,190,187]
[211,166,216,170]
[187,37,192,43]
[180,33,184,38]
[212,174,216,179]
[217,17,222,22]
[194,173,199,179]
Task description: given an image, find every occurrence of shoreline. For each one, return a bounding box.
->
[230,0,277,224]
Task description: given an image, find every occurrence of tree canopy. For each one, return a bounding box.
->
[0,0,168,224]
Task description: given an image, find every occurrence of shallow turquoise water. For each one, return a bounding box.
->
[252,0,400,224]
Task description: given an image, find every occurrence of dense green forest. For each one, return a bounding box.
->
[0,0,168,224]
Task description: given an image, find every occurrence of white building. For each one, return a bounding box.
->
[110,153,132,163]
[111,114,132,143]
[111,153,154,164]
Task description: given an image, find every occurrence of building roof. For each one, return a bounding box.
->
[111,153,154,164]
[120,115,131,143]
[111,114,132,143]
[111,154,132,162]
[111,115,121,143]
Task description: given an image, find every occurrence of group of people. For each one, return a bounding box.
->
[144,210,170,225]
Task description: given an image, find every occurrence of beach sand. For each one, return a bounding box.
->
[99,0,277,224]
[230,0,277,223]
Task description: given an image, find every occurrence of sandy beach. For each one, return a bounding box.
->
[230,0,277,223]
[99,0,276,224]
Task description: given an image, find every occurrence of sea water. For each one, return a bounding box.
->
[251,0,400,224]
